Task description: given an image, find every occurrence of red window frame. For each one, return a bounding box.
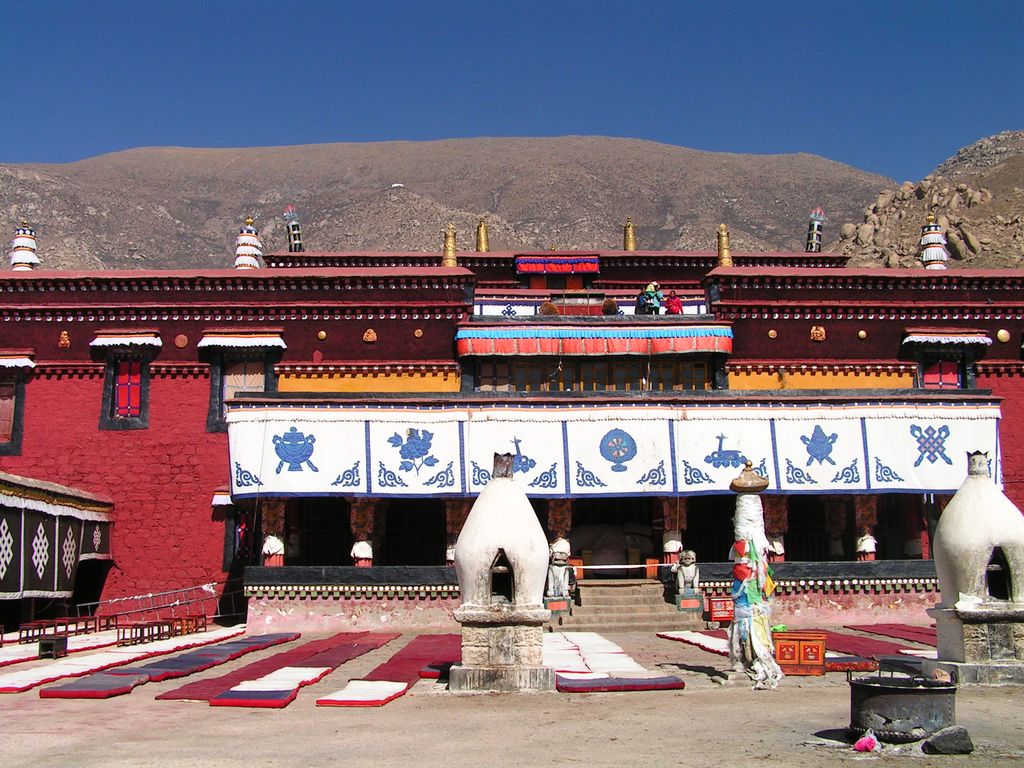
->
[114,359,143,417]
[921,360,960,389]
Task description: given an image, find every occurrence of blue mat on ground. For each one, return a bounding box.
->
[555,674,686,693]
[39,633,300,698]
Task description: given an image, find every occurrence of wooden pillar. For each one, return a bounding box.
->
[660,497,687,564]
[901,494,928,559]
[259,499,286,567]
[854,495,879,561]
[546,498,573,540]
[349,498,376,567]
[445,499,473,565]
[762,495,788,563]
[824,497,849,560]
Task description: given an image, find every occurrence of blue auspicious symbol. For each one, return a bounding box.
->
[785,458,817,485]
[599,429,637,472]
[378,461,408,488]
[755,458,768,478]
[331,461,361,488]
[801,424,838,466]
[830,458,860,484]
[510,437,536,474]
[234,462,263,488]
[501,304,517,317]
[273,426,318,473]
[528,463,559,489]
[682,460,713,485]
[874,457,905,483]
[704,434,748,469]
[575,461,607,488]
[637,460,667,486]
[387,428,439,475]
[910,424,952,467]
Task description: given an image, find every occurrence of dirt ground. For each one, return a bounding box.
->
[2,631,1023,768]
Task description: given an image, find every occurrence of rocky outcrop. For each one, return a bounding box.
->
[833,131,1024,268]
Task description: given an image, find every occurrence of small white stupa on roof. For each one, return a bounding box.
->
[233,216,263,269]
[9,219,39,271]
[918,213,949,270]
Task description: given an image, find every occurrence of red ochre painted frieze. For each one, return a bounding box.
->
[457,334,732,356]
[0,372,229,599]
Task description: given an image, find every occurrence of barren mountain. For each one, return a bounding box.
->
[834,131,1024,268]
[0,137,890,270]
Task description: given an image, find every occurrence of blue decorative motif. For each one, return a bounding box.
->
[471,461,491,486]
[801,424,838,466]
[528,463,559,488]
[234,462,263,488]
[511,437,536,474]
[387,428,439,474]
[681,460,713,485]
[910,424,952,466]
[575,461,607,488]
[377,462,408,488]
[704,434,747,468]
[755,458,768,478]
[502,303,517,317]
[874,458,905,483]
[330,461,361,488]
[637,460,667,486]
[599,429,637,472]
[830,458,860,484]
[273,426,318,473]
[785,459,817,485]
[424,461,456,489]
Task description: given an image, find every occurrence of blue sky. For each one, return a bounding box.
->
[3,0,1021,180]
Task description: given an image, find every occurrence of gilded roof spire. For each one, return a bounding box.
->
[716,223,733,267]
[475,218,490,253]
[442,222,457,267]
[623,217,637,252]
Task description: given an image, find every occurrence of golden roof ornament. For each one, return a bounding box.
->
[442,222,457,267]
[717,223,733,267]
[475,218,490,253]
[623,217,637,252]
[729,461,769,494]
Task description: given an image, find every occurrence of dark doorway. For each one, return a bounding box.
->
[684,496,733,564]
[292,498,353,566]
[786,496,831,561]
[987,547,1011,600]
[379,500,446,566]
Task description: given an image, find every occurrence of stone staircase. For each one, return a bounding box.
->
[547,579,705,633]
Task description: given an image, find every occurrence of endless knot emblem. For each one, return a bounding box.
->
[93,524,102,551]
[62,527,78,579]
[910,424,952,467]
[31,523,50,579]
[0,519,13,579]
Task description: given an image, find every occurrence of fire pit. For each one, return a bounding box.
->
[848,672,957,743]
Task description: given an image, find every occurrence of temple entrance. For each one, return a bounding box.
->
[684,496,733,564]
[569,497,658,578]
[378,500,446,566]
[786,497,833,561]
[290,498,354,566]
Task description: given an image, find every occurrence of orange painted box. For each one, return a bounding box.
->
[772,630,827,675]
[707,596,734,623]
[544,597,572,614]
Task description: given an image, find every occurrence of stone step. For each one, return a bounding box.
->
[577,594,671,607]
[576,586,667,598]
[548,617,704,633]
[570,603,680,616]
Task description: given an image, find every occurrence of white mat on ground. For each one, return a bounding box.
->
[0,626,245,693]
[657,630,923,660]
[544,632,648,676]
[0,631,119,667]
[228,667,332,692]
[316,679,409,706]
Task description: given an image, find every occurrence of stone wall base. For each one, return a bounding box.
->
[922,659,1024,686]
[449,664,556,692]
[245,595,459,632]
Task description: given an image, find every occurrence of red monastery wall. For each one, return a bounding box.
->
[977,370,1024,511]
[0,371,229,598]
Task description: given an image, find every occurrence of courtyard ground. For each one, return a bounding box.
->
[2,630,1023,768]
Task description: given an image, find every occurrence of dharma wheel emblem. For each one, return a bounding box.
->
[810,325,826,342]
[600,428,637,472]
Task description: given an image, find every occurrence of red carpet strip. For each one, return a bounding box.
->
[317,633,460,707]
[38,633,298,699]
[843,623,937,646]
[208,632,400,709]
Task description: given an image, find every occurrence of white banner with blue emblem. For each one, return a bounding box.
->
[227,403,1001,499]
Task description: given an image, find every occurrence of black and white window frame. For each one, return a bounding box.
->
[203,349,280,433]
[98,349,155,430]
[0,372,28,455]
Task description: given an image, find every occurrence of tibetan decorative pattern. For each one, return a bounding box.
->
[637,460,667,486]
[456,326,733,357]
[31,523,49,579]
[470,461,491,487]
[785,459,817,485]
[92,524,102,552]
[801,425,838,466]
[61,527,77,579]
[910,424,952,466]
[682,460,713,485]
[424,461,456,489]
[273,426,318,473]
[0,518,12,579]
[599,429,637,472]
[874,458,905,483]
[331,461,362,488]
[235,462,263,488]
[388,428,438,475]
[377,462,408,488]
[830,459,860,484]
[575,461,606,488]
[704,434,747,469]
[528,463,559,488]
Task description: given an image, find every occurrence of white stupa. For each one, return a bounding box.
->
[918,213,949,270]
[9,220,39,271]
[233,216,263,269]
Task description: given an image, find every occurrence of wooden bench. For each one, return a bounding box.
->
[38,633,69,659]
[116,620,174,646]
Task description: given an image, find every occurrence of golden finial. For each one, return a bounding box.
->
[475,218,490,253]
[717,223,733,267]
[926,212,936,224]
[623,217,637,252]
[20,218,28,226]
[245,215,255,227]
[442,222,457,267]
